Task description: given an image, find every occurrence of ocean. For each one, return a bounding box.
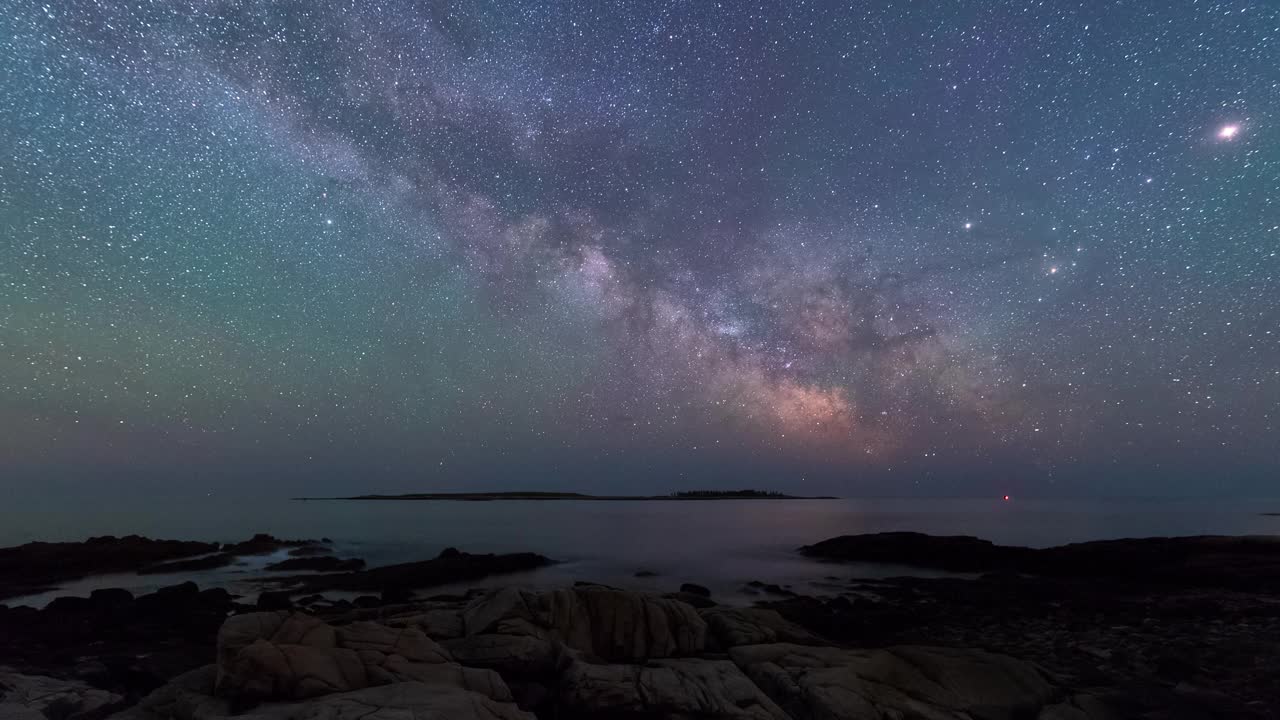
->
[4,496,1277,608]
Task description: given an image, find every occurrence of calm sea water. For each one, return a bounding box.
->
[4,496,1278,608]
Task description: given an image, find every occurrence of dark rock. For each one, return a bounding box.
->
[46,596,95,613]
[800,531,1031,572]
[286,545,332,557]
[280,549,554,594]
[220,533,317,556]
[152,581,200,599]
[89,587,134,605]
[0,580,231,696]
[508,680,550,711]
[679,582,711,597]
[263,556,366,572]
[380,587,414,604]
[634,569,658,577]
[353,595,383,608]
[0,535,219,600]
[1155,653,1200,682]
[802,532,1280,591]
[744,581,795,597]
[198,588,233,605]
[572,580,621,589]
[664,591,717,609]
[137,553,236,575]
[255,591,293,610]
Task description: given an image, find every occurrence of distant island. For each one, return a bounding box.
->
[295,489,837,501]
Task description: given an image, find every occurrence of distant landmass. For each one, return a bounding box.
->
[295,489,837,501]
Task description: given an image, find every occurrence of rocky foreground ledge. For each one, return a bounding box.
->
[6,584,1103,720]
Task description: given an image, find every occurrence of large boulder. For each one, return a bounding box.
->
[384,609,465,640]
[543,586,707,660]
[730,643,1057,720]
[221,641,367,703]
[443,634,559,677]
[215,612,291,686]
[213,613,511,707]
[700,607,826,648]
[559,657,789,720]
[0,669,124,720]
[444,586,706,675]
[335,622,451,663]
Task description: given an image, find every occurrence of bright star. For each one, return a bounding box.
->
[326,218,334,225]
[1217,124,1240,140]
[963,222,973,230]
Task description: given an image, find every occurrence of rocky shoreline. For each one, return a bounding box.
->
[1,532,1277,719]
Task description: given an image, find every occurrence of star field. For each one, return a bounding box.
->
[1,1,1276,495]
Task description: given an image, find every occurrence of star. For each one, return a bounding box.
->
[1,0,1273,496]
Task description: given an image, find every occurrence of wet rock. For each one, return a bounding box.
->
[137,555,236,576]
[286,545,331,558]
[278,549,553,596]
[0,536,219,601]
[262,557,365,573]
[219,535,317,557]
[665,591,717,609]
[679,582,711,597]
[744,581,796,597]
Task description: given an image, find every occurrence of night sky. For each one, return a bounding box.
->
[1,1,1276,497]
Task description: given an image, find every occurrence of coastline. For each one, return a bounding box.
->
[1,531,1278,718]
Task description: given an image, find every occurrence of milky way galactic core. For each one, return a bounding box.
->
[1,1,1276,493]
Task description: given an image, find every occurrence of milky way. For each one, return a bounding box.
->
[1,1,1277,495]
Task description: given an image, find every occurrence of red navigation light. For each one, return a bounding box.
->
[1003,495,1010,501]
